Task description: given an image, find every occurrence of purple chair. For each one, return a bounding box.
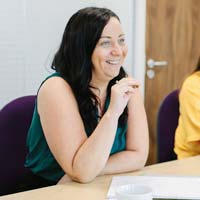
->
[0,95,36,196]
[157,90,179,163]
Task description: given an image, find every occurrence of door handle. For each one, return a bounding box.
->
[147,59,168,68]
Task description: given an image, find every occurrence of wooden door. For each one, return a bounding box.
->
[145,0,200,164]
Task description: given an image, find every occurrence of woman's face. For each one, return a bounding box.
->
[91,17,128,83]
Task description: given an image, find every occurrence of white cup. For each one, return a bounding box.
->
[115,184,153,200]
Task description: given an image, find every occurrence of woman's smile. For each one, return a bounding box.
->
[105,58,121,65]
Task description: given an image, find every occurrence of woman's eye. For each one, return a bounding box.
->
[100,41,111,47]
[118,38,125,46]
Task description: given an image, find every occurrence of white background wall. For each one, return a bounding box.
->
[0,0,146,109]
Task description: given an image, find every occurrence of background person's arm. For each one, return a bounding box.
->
[180,81,200,142]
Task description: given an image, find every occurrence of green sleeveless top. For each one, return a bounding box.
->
[25,73,127,182]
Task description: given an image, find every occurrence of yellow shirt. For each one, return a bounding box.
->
[174,71,200,159]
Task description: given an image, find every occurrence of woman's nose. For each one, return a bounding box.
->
[111,44,122,56]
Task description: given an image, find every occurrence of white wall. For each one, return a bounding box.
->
[0,0,146,109]
[0,0,27,108]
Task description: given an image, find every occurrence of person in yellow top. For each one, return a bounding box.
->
[174,57,200,159]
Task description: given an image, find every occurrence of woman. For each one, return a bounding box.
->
[20,7,149,191]
[174,57,200,159]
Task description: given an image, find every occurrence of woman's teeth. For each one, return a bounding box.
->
[106,60,120,65]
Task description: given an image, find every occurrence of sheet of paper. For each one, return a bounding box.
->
[107,175,200,199]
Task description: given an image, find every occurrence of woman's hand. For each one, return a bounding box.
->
[108,77,140,117]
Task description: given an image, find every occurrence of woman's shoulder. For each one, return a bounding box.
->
[43,72,63,82]
[180,71,200,98]
[37,72,76,114]
[182,71,200,88]
[38,72,72,98]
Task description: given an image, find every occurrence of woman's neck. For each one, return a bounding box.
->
[90,81,108,118]
[90,77,108,97]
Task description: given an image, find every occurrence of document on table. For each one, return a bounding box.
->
[107,175,200,199]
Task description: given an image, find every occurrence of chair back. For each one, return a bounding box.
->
[0,95,36,195]
[157,90,179,163]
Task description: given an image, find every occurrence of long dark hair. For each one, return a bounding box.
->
[194,56,200,72]
[51,7,127,135]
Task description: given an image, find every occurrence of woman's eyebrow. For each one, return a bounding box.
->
[119,34,125,37]
[100,36,111,39]
[100,34,125,39]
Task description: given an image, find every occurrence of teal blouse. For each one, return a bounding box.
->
[25,73,127,182]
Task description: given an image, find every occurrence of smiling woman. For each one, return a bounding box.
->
[91,17,128,83]
[16,7,149,192]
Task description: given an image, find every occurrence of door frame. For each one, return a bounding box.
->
[133,0,146,97]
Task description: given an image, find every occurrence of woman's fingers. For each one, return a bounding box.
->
[115,77,140,89]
